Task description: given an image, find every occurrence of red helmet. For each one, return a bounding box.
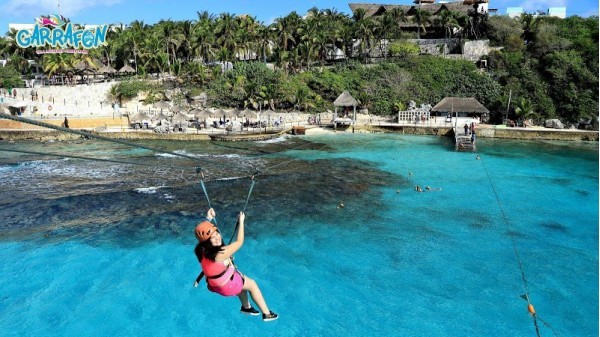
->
[195,221,217,242]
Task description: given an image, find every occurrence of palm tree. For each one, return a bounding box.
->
[42,53,76,83]
[156,20,180,71]
[435,10,460,39]
[214,13,238,62]
[412,9,431,39]
[129,20,148,73]
[178,20,195,63]
[388,7,406,38]
[353,9,375,63]
[514,97,539,125]
[141,35,168,75]
[376,12,397,59]
[255,25,272,63]
[192,11,216,63]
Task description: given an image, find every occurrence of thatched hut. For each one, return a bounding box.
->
[431,97,489,118]
[333,91,358,126]
[118,65,135,74]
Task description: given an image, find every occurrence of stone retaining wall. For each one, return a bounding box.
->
[0,116,129,130]
[0,130,210,141]
[1,124,597,142]
[477,127,599,141]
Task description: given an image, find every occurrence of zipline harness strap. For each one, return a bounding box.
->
[228,172,258,245]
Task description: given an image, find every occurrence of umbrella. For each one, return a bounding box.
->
[118,64,135,73]
[152,112,169,121]
[98,65,117,74]
[224,109,238,118]
[153,101,171,109]
[74,59,103,71]
[171,113,190,126]
[213,108,226,117]
[194,109,214,120]
[129,112,151,123]
[239,108,257,119]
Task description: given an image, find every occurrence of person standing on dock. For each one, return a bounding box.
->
[464,123,469,135]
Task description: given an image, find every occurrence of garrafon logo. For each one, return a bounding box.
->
[15,14,108,54]
[36,14,67,28]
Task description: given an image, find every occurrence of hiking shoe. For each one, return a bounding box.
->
[262,311,278,322]
[240,306,260,316]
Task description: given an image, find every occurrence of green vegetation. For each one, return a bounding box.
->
[486,15,598,123]
[0,8,597,123]
[0,63,22,88]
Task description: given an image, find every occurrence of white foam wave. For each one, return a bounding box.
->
[256,136,288,144]
[155,151,243,159]
[214,176,245,181]
[134,186,163,194]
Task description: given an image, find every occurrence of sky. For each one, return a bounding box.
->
[1,0,598,35]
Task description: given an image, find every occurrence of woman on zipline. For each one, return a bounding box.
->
[194,208,278,322]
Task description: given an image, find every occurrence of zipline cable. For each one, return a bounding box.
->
[0,114,203,162]
[0,147,189,170]
[476,151,559,337]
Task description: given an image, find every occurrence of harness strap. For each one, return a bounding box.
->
[228,172,258,245]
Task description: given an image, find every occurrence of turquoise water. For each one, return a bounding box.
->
[0,134,598,336]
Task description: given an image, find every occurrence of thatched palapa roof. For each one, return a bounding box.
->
[431,97,489,114]
[129,112,151,123]
[118,65,135,73]
[349,2,475,19]
[153,101,171,109]
[98,65,117,74]
[334,91,358,107]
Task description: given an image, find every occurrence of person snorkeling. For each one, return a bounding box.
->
[194,208,278,322]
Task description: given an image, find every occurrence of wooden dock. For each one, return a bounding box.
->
[454,127,476,151]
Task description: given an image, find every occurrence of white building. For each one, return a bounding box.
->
[548,7,567,18]
[506,7,523,18]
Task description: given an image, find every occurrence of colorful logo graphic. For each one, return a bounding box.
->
[35,14,67,27]
[15,14,108,52]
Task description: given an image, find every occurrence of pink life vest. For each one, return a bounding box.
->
[201,257,235,287]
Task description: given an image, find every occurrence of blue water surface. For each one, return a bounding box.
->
[0,134,597,337]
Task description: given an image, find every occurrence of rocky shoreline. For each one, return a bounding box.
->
[0,123,597,142]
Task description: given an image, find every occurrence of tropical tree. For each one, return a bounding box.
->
[412,9,431,39]
[514,97,539,124]
[192,11,216,63]
[42,53,76,82]
[353,8,375,63]
[129,20,148,73]
[255,25,272,63]
[214,13,238,62]
[435,10,461,39]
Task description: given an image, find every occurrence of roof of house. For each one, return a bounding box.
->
[334,91,358,107]
[349,2,479,18]
[431,97,489,113]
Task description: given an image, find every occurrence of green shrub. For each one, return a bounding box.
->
[0,64,23,89]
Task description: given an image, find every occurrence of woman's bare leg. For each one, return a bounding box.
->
[242,276,270,314]
[237,290,251,308]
